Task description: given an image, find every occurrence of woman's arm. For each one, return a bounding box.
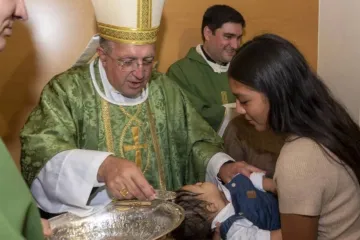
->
[280,214,319,240]
[274,138,332,240]
[270,229,282,240]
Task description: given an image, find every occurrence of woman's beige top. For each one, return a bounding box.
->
[274,137,360,240]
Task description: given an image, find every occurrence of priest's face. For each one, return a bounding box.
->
[0,0,28,51]
[99,41,155,98]
[203,22,243,64]
[229,78,270,132]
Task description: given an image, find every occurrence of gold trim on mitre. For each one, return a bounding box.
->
[138,0,152,29]
[98,23,159,44]
[97,0,159,44]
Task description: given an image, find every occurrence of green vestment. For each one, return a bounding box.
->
[167,47,236,131]
[21,59,224,191]
[0,140,43,239]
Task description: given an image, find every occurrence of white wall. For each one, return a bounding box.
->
[318,0,360,124]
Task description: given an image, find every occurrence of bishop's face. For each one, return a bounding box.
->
[98,41,155,98]
[0,0,28,51]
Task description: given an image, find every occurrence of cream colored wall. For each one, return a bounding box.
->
[318,0,360,123]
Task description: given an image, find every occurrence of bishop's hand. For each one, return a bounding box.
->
[97,155,156,200]
[218,161,265,184]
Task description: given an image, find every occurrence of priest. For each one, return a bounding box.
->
[167,5,245,136]
[21,0,261,218]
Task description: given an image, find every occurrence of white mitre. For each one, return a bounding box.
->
[74,0,165,66]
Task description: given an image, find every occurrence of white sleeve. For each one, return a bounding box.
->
[205,152,234,184]
[206,152,234,201]
[249,172,266,192]
[227,218,271,240]
[31,149,113,217]
[218,103,239,137]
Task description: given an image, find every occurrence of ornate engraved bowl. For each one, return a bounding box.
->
[47,199,184,240]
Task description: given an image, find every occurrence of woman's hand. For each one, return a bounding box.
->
[218,161,265,184]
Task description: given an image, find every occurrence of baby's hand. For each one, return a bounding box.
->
[263,177,277,194]
[212,222,221,240]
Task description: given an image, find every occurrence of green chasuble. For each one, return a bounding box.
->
[21,59,224,191]
[0,140,43,239]
[167,47,236,131]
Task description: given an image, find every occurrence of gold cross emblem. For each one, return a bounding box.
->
[221,91,228,104]
[123,127,148,168]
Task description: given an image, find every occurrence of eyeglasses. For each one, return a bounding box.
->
[105,52,155,72]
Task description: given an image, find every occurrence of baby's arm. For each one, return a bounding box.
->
[271,230,282,240]
[263,177,277,195]
[250,172,277,194]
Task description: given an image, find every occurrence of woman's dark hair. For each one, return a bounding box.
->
[228,33,360,184]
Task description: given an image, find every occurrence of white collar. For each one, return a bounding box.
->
[211,203,235,229]
[196,44,229,73]
[89,59,149,106]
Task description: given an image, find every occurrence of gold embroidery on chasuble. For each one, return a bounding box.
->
[123,127,148,168]
[101,99,166,191]
[221,91,228,104]
[101,99,151,174]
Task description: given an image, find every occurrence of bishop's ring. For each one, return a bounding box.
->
[120,188,129,197]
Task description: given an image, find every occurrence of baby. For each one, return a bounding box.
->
[173,173,281,240]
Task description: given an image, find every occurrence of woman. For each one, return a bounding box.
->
[228,33,360,240]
